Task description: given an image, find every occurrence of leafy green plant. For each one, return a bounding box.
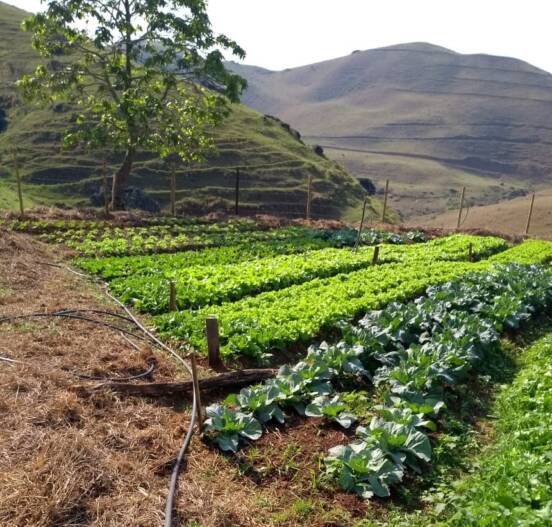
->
[203,404,262,452]
[305,395,356,428]
[324,442,405,499]
[231,384,285,425]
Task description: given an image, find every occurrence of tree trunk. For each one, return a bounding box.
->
[111,150,133,210]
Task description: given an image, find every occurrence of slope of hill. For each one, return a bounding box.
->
[0,2,372,221]
[411,186,552,238]
[229,43,552,218]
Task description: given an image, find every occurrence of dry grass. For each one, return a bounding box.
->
[0,230,192,526]
[410,187,552,239]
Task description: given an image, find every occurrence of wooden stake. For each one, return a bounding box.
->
[235,167,240,216]
[306,174,313,221]
[381,179,389,223]
[206,316,223,370]
[372,245,380,265]
[168,281,177,312]
[525,192,535,235]
[190,354,203,427]
[12,149,24,216]
[456,186,466,230]
[170,166,176,217]
[354,197,368,251]
[468,242,473,262]
[102,160,109,216]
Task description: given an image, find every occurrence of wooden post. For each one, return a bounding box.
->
[190,354,203,427]
[170,166,176,217]
[354,197,368,250]
[234,167,240,216]
[525,192,535,235]
[168,281,177,312]
[102,161,109,216]
[456,186,466,230]
[381,179,389,223]
[372,245,380,265]
[306,174,313,221]
[12,149,24,216]
[468,242,473,262]
[205,316,223,370]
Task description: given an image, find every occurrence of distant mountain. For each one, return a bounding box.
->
[229,43,552,218]
[0,1,371,220]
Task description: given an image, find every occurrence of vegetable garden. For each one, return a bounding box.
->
[7,216,552,525]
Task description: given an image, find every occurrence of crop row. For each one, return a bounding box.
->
[108,235,507,313]
[42,225,310,256]
[323,263,552,499]
[155,260,474,360]
[0,216,257,234]
[155,239,552,360]
[75,237,335,280]
[62,226,327,256]
[445,331,552,524]
[202,263,552,503]
[486,238,552,264]
[38,219,261,244]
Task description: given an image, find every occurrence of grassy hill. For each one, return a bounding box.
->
[0,2,373,221]
[230,43,552,219]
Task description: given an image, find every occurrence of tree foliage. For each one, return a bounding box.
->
[17,0,246,208]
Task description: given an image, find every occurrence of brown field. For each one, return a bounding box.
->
[410,187,552,239]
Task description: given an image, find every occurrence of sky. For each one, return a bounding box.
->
[8,0,552,73]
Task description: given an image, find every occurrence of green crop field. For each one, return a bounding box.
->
[5,217,552,526]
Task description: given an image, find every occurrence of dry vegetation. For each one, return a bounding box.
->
[411,187,552,238]
[0,230,191,526]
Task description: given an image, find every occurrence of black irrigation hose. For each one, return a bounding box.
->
[53,308,136,324]
[72,362,155,381]
[104,290,198,527]
[164,394,197,527]
[0,312,146,340]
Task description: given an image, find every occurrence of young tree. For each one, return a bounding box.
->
[18,0,246,209]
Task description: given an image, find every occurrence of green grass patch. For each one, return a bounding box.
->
[441,324,552,526]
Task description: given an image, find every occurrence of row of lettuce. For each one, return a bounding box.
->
[155,239,550,361]
[65,226,424,257]
[202,262,552,516]
[71,234,511,361]
[89,235,506,313]
[0,216,259,234]
[7,215,427,257]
